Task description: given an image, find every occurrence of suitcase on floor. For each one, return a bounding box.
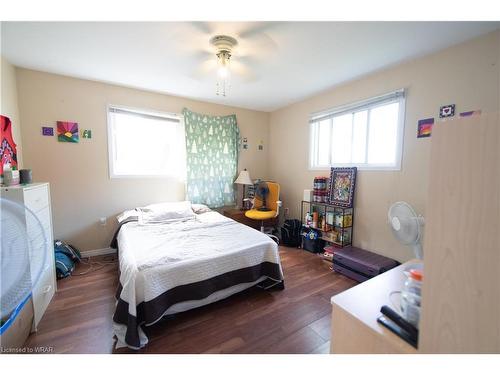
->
[332,246,399,282]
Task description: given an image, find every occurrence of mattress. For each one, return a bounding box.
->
[112,211,283,349]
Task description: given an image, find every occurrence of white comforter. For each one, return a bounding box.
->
[114,211,283,349]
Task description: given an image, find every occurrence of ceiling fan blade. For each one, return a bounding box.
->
[238,54,266,66]
[189,50,212,61]
[230,60,258,83]
[187,21,214,35]
[235,34,279,62]
[189,59,218,81]
[238,22,281,39]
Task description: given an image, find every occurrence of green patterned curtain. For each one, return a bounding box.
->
[183,108,240,208]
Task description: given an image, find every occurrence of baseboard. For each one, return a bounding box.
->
[80,247,116,258]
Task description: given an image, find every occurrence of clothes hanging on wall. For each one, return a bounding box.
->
[183,108,240,208]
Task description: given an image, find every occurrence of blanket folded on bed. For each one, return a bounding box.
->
[112,212,283,349]
[110,217,138,249]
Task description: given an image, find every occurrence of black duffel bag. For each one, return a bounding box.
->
[280,219,302,247]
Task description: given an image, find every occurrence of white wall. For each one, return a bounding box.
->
[268,30,500,262]
[14,30,500,260]
[16,69,270,251]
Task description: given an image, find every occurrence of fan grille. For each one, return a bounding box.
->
[1,198,48,320]
[388,201,422,245]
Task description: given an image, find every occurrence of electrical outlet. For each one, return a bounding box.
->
[99,217,107,226]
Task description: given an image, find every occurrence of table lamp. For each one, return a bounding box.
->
[234,169,253,210]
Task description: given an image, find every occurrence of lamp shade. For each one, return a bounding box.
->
[234,169,253,185]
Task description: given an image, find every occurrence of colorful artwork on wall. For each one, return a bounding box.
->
[42,126,54,136]
[417,118,434,138]
[460,110,482,117]
[57,121,79,143]
[0,115,18,174]
[328,167,357,207]
[439,104,455,118]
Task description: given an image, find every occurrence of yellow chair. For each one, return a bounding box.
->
[245,181,282,243]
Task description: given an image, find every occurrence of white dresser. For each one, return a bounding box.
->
[1,183,57,331]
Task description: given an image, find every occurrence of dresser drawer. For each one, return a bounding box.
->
[27,205,52,234]
[26,207,53,263]
[24,185,49,213]
[31,263,55,331]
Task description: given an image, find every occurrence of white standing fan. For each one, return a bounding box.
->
[1,198,48,321]
[388,201,425,260]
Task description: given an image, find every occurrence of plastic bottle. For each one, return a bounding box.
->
[400,268,423,328]
[305,212,313,227]
[312,212,318,228]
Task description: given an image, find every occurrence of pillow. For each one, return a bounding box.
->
[116,209,139,223]
[191,203,212,215]
[138,201,195,224]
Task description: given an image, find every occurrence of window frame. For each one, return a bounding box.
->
[106,104,184,179]
[308,89,406,171]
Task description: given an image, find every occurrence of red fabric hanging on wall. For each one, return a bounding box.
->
[0,115,18,175]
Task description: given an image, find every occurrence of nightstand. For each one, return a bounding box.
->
[223,208,278,230]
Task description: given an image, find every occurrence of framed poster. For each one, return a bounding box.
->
[42,126,54,136]
[439,104,455,118]
[417,118,434,138]
[328,167,357,207]
[57,121,79,143]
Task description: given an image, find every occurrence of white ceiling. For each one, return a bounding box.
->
[2,22,499,112]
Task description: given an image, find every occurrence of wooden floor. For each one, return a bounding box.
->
[25,247,357,354]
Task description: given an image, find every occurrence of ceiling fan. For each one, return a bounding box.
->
[179,22,280,96]
[210,34,237,96]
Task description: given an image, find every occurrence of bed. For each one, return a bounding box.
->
[110,202,284,349]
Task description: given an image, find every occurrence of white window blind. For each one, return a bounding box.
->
[309,89,406,170]
[107,105,186,178]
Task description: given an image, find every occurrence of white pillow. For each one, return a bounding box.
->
[116,209,139,223]
[191,203,212,214]
[138,201,195,224]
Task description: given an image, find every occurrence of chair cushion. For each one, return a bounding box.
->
[245,209,277,220]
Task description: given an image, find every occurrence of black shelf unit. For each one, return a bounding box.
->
[300,200,354,248]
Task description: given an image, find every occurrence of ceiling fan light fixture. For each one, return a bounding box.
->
[210,35,238,97]
[210,35,238,53]
[216,50,231,79]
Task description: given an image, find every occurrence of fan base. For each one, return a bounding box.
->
[257,207,271,212]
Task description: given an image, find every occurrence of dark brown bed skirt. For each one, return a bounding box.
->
[113,261,283,349]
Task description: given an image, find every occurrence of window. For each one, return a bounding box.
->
[309,89,406,170]
[107,105,186,178]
